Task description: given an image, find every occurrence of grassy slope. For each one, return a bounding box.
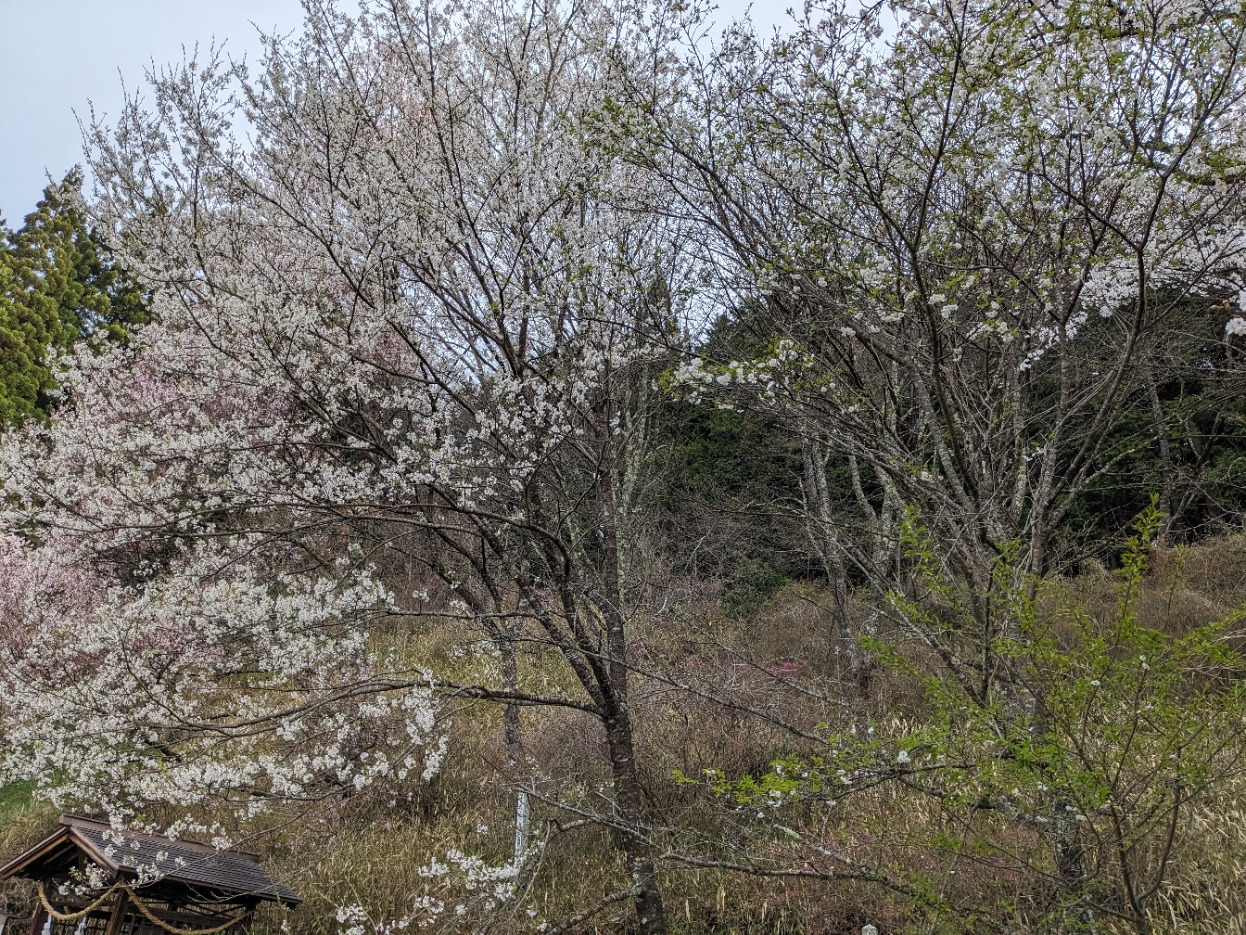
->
[1,536,1244,934]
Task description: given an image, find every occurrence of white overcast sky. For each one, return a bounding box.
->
[0,0,793,223]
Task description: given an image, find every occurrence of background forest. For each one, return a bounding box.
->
[2,0,1246,933]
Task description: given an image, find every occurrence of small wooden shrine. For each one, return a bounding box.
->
[1,817,299,935]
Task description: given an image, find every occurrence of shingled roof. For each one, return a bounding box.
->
[0,816,300,907]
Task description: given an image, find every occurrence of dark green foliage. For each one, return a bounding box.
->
[667,403,798,514]
[0,254,50,426]
[0,170,148,425]
[718,557,789,619]
[653,397,804,611]
[1058,292,1246,558]
[686,291,1246,587]
[652,302,814,610]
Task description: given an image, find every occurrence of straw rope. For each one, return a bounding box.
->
[36,883,121,923]
[118,884,252,935]
[37,883,253,935]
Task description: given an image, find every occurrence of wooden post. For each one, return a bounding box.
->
[27,906,46,935]
[103,891,129,935]
[236,903,257,935]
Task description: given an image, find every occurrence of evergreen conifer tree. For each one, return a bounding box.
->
[0,223,52,425]
[0,170,147,424]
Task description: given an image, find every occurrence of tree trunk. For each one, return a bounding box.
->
[604,702,667,934]
[1147,368,1176,543]
[1052,800,1098,932]
[596,397,668,935]
[802,438,872,698]
[500,627,530,867]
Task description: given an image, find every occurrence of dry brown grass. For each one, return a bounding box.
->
[1146,777,1246,934]
[0,783,59,921]
[5,534,1246,935]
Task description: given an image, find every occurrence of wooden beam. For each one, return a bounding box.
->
[0,830,74,880]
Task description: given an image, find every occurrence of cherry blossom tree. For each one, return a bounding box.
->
[0,1,696,930]
[610,0,1246,924]
[639,0,1246,688]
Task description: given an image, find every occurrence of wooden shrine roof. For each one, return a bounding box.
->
[0,816,300,907]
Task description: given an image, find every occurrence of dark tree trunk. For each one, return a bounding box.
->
[603,702,667,934]
[595,398,668,935]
